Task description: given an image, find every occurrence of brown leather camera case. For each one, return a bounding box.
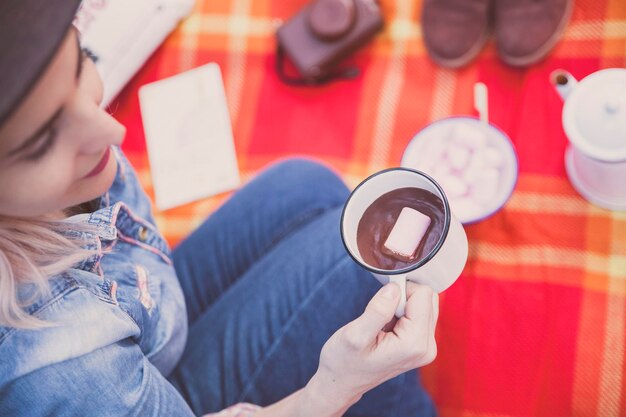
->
[276,0,384,81]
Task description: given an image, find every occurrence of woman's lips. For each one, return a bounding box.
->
[83,147,111,179]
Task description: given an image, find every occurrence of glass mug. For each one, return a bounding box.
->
[340,168,469,317]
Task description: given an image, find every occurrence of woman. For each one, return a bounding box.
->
[0,1,438,416]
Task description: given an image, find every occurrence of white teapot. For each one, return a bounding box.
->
[551,68,626,211]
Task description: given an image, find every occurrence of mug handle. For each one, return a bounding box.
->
[388,274,407,317]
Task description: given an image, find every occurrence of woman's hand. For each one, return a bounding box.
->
[254,282,438,417]
[306,282,439,412]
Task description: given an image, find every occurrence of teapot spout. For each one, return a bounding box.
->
[551,70,578,100]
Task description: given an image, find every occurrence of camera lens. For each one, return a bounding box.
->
[308,0,356,41]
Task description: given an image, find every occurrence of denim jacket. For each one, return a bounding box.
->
[0,148,196,416]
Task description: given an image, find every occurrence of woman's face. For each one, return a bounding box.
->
[0,29,125,218]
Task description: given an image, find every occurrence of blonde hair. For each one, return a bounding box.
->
[0,216,94,329]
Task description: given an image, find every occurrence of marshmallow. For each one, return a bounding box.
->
[431,164,451,185]
[420,155,439,175]
[483,146,503,168]
[424,139,447,166]
[472,168,501,205]
[440,175,469,197]
[451,124,488,150]
[463,146,491,182]
[384,207,432,260]
[419,140,449,175]
[461,156,482,184]
[447,146,471,171]
[449,196,484,222]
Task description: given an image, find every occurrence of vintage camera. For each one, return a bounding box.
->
[276,0,384,84]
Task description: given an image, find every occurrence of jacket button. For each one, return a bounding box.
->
[138,226,149,242]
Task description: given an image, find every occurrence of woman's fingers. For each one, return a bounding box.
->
[432,291,439,325]
[342,283,400,349]
[424,291,439,365]
[389,284,435,364]
[405,283,439,325]
[403,284,434,323]
[382,316,399,332]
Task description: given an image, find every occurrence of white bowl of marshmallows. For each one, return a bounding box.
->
[401,116,518,224]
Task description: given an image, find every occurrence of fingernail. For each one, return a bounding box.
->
[380,283,399,300]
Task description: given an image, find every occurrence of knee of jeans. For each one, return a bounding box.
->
[269,158,349,203]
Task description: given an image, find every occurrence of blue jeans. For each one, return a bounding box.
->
[168,159,437,417]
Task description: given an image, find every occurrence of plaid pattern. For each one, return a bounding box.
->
[203,403,260,417]
[111,0,626,416]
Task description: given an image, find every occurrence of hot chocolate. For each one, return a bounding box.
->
[356,187,445,271]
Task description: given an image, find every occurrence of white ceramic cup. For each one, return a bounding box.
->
[340,168,469,317]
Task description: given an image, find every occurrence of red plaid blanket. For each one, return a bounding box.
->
[112,0,626,415]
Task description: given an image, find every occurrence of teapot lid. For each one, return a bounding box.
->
[563,68,626,162]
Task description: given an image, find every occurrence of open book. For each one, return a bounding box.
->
[75,0,195,107]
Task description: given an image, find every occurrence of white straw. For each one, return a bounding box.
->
[474,82,489,125]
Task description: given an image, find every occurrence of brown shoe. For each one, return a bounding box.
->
[421,0,492,68]
[494,0,573,67]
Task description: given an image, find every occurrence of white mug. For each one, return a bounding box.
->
[340,168,469,317]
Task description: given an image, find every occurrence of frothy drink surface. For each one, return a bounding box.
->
[357,187,445,270]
